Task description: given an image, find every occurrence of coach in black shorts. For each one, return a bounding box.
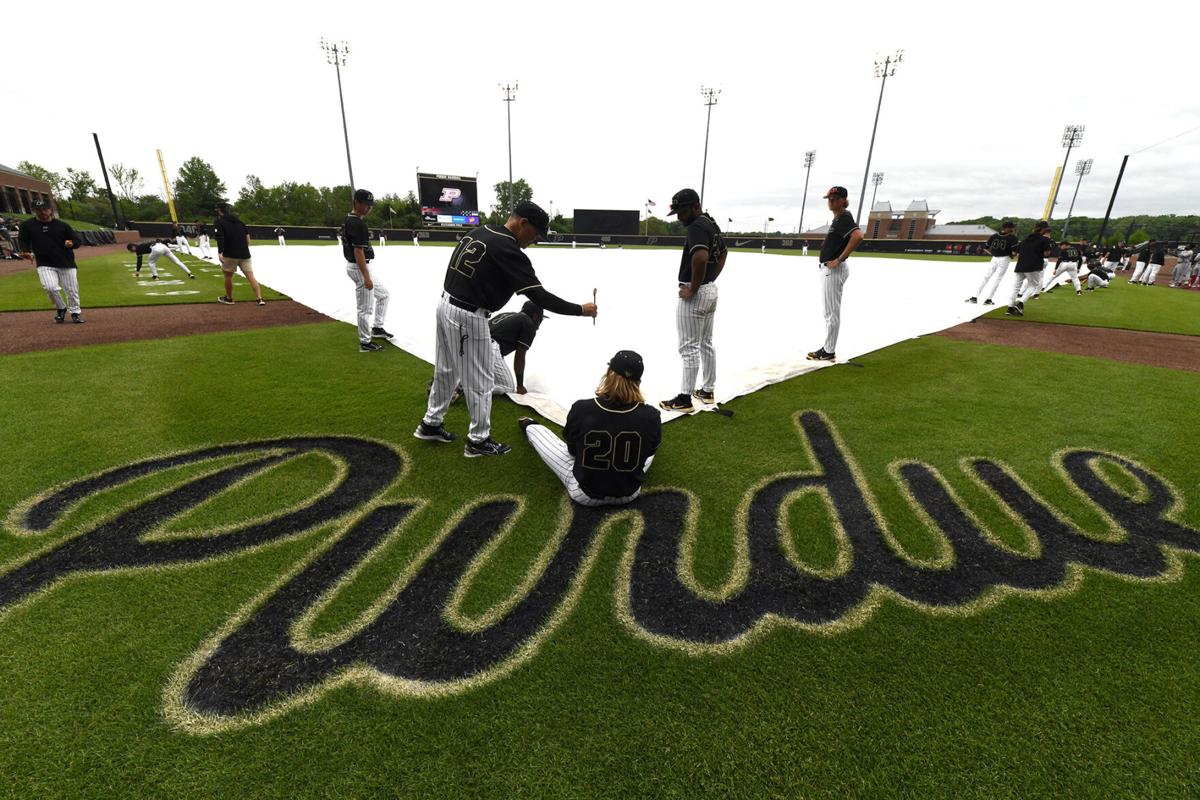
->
[414,200,597,458]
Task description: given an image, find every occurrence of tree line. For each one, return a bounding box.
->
[949,215,1200,246]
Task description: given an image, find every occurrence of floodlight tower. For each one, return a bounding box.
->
[320,38,355,193]
[870,172,885,213]
[699,86,721,206]
[857,50,903,223]
[798,150,816,235]
[1061,158,1093,240]
[1048,124,1084,220]
[500,81,519,212]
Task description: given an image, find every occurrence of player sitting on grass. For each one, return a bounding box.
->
[518,350,661,507]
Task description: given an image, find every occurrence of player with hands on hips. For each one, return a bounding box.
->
[414,200,597,458]
[807,186,863,362]
[518,349,661,507]
[17,198,84,323]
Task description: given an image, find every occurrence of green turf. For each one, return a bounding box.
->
[985,275,1200,336]
[1,323,1198,798]
[0,251,289,311]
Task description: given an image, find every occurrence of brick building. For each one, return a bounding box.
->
[809,199,996,242]
[0,163,56,215]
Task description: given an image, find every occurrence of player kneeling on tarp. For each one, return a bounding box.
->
[518,350,662,507]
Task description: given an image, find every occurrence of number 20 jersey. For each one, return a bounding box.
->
[563,398,663,500]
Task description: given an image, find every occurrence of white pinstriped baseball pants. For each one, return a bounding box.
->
[175,236,191,254]
[1144,263,1164,284]
[1048,261,1081,292]
[820,262,849,354]
[676,282,718,394]
[1009,270,1044,305]
[345,262,390,343]
[198,235,212,258]
[148,244,191,277]
[37,266,80,314]
[491,341,517,395]
[974,256,1011,301]
[1129,259,1148,283]
[524,423,640,507]
[424,296,493,442]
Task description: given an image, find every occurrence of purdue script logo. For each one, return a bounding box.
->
[1,412,1197,734]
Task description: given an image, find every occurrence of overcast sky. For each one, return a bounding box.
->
[8,0,1197,231]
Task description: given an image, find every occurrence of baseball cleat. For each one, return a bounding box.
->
[692,389,715,404]
[1076,290,1082,296]
[1017,300,1025,310]
[806,349,835,361]
[464,437,512,457]
[151,275,159,280]
[71,313,84,324]
[257,299,266,306]
[54,309,66,323]
[371,326,395,340]
[189,273,196,279]
[983,299,995,306]
[217,296,234,305]
[413,422,456,443]
[659,394,695,413]
[966,296,978,303]
[1005,306,1023,316]
[518,417,537,433]
[359,341,383,352]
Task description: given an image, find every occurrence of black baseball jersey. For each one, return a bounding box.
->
[1149,245,1166,265]
[820,211,858,263]
[171,224,182,237]
[986,233,1019,257]
[489,311,538,356]
[563,397,662,500]
[341,214,374,262]
[130,241,155,255]
[1015,233,1052,273]
[677,214,726,284]
[443,225,580,315]
[1057,244,1085,264]
[214,214,250,258]
[17,218,80,269]
[274,227,285,236]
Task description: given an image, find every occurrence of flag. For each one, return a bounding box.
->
[647,199,656,206]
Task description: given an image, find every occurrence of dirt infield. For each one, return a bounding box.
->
[936,318,1200,372]
[0,301,334,356]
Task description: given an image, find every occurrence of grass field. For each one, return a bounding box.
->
[2,290,1198,797]
[0,251,289,311]
[984,275,1200,336]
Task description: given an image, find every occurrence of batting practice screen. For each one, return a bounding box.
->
[573,209,639,235]
[417,172,480,226]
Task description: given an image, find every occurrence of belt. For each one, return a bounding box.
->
[446,294,490,317]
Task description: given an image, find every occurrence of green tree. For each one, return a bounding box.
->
[108,163,143,202]
[550,213,572,234]
[489,179,533,223]
[64,167,99,201]
[1128,229,1150,246]
[173,157,227,219]
[16,161,65,197]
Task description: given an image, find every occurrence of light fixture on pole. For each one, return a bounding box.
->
[1048,124,1084,220]
[870,172,885,212]
[857,50,903,223]
[500,81,519,213]
[1061,158,1092,240]
[320,38,355,193]
[699,86,721,206]
[798,150,816,235]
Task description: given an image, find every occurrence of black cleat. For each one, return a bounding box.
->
[359,341,383,352]
[217,296,234,305]
[1017,300,1025,310]
[983,299,995,306]
[464,437,512,458]
[692,389,715,404]
[413,422,456,443]
[189,273,196,279]
[1006,306,1023,316]
[806,348,836,362]
[54,308,66,324]
[966,296,978,303]
[518,417,537,433]
[71,313,84,324]
[371,326,395,340]
[659,393,695,413]
[257,298,266,306]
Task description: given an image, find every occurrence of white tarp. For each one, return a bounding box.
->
[249,244,1001,425]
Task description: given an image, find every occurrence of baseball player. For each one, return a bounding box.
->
[1170,244,1193,286]
[1102,243,1122,275]
[414,200,597,458]
[1140,242,1167,285]
[274,226,286,247]
[1006,221,1054,316]
[489,300,544,394]
[518,349,661,506]
[967,220,1019,305]
[342,189,392,352]
[213,202,265,306]
[659,188,728,413]
[171,222,192,254]
[1191,250,1200,288]
[1085,260,1113,290]
[127,239,195,279]
[17,199,84,323]
[1045,241,1085,295]
[807,186,863,362]
[196,222,213,259]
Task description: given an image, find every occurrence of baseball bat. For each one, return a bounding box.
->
[592,287,596,326]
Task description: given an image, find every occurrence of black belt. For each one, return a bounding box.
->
[446,295,490,317]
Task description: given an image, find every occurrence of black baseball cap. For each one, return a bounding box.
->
[667,188,700,216]
[822,186,849,200]
[354,188,375,206]
[1001,219,1015,229]
[1033,220,1051,231]
[608,350,644,382]
[513,200,549,237]
[521,300,544,317]
[32,198,50,209]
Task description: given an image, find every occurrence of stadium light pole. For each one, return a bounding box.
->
[857,50,902,223]
[320,38,355,194]
[1048,124,1084,220]
[870,172,885,213]
[500,81,518,213]
[1061,158,1092,240]
[798,150,816,235]
[699,86,721,206]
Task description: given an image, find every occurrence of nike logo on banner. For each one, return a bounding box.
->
[735,240,752,247]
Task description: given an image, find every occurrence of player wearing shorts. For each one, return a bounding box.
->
[213,202,265,306]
